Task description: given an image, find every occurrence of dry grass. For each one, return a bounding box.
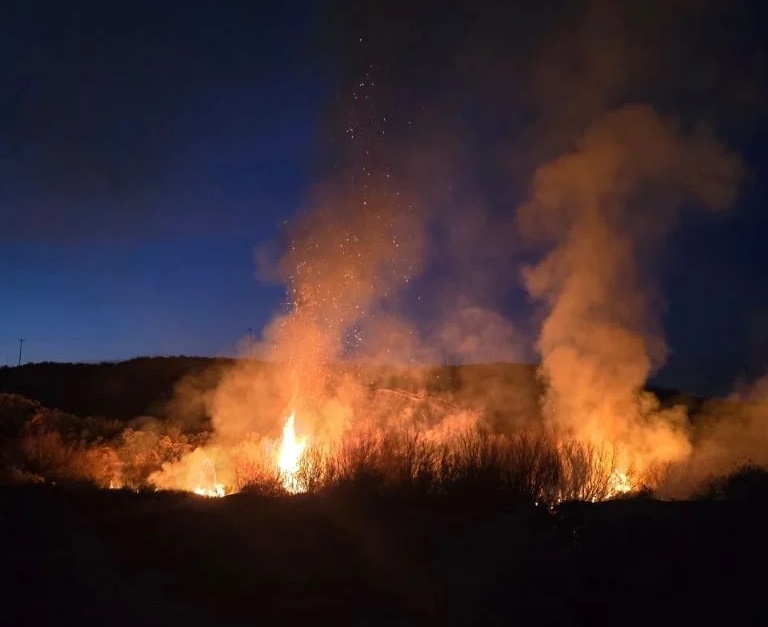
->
[238,426,619,504]
[5,420,622,504]
[1,392,622,503]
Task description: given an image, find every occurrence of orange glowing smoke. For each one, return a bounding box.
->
[277,412,308,493]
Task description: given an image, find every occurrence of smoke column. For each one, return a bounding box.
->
[518,105,743,474]
[151,0,764,495]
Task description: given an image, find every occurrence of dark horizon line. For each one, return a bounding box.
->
[0,354,705,399]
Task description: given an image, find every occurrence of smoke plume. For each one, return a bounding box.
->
[151,0,765,497]
[518,105,743,475]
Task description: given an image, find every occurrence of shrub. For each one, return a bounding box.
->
[704,464,768,501]
[557,440,617,502]
[234,425,617,505]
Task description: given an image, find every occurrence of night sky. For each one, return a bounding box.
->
[0,2,325,363]
[1,0,766,396]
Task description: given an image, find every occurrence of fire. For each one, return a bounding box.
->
[606,468,633,498]
[193,483,226,498]
[277,411,308,493]
[192,457,226,498]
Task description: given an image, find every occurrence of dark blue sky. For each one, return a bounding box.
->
[0,1,323,364]
[1,1,766,395]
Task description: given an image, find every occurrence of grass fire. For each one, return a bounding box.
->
[2,0,767,624]
[2,360,763,505]
[277,412,308,493]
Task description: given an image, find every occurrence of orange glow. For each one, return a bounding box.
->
[192,457,226,498]
[277,411,308,493]
[606,468,632,498]
[193,483,226,498]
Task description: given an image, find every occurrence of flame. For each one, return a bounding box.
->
[277,411,308,493]
[193,483,226,498]
[606,468,633,498]
[192,457,226,498]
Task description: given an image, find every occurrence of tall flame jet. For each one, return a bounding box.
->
[278,412,308,493]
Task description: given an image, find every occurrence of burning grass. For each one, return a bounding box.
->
[0,392,637,504]
[144,408,645,504]
[2,386,765,506]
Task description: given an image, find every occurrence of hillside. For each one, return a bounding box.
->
[0,357,233,421]
[0,357,699,425]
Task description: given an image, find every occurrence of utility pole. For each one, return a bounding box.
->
[247,328,254,360]
[17,339,25,366]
